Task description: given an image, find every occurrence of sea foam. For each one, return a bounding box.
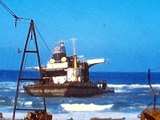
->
[61,103,113,111]
[108,84,160,89]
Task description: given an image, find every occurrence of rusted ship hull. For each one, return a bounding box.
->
[23,83,114,97]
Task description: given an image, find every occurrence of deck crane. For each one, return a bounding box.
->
[0,1,51,119]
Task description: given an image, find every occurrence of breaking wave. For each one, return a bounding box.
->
[0,82,17,90]
[61,103,113,111]
[108,84,160,89]
[108,84,160,93]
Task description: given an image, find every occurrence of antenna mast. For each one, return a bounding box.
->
[71,38,78,81]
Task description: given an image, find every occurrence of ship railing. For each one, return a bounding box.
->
[91,80,108,89]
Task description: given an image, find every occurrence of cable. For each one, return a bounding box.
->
[35,25,52,54]
[0,0,51,55]
[0,0,32,27]
[0,0,18,18]
[150,67,160,71]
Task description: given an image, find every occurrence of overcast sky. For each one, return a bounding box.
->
[0,0,160,72]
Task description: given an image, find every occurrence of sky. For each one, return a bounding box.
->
[0,0,160,72]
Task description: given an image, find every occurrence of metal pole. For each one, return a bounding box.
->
[148,69,156,110]
[31,20,47,112]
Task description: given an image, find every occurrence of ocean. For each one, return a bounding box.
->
[0,70,160,120]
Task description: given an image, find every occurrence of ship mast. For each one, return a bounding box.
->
[71,38,78,81]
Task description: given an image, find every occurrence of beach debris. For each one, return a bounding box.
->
[24,110,52,120]
[90,117,125,120]
[0,112,4,119]
[139,108,160,120]
[0,112,12,120]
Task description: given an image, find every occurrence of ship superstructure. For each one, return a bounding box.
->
[44,41,105,83]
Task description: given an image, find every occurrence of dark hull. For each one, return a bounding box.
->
[23,83,114,97]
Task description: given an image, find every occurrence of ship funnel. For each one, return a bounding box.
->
[52,41,67,63]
